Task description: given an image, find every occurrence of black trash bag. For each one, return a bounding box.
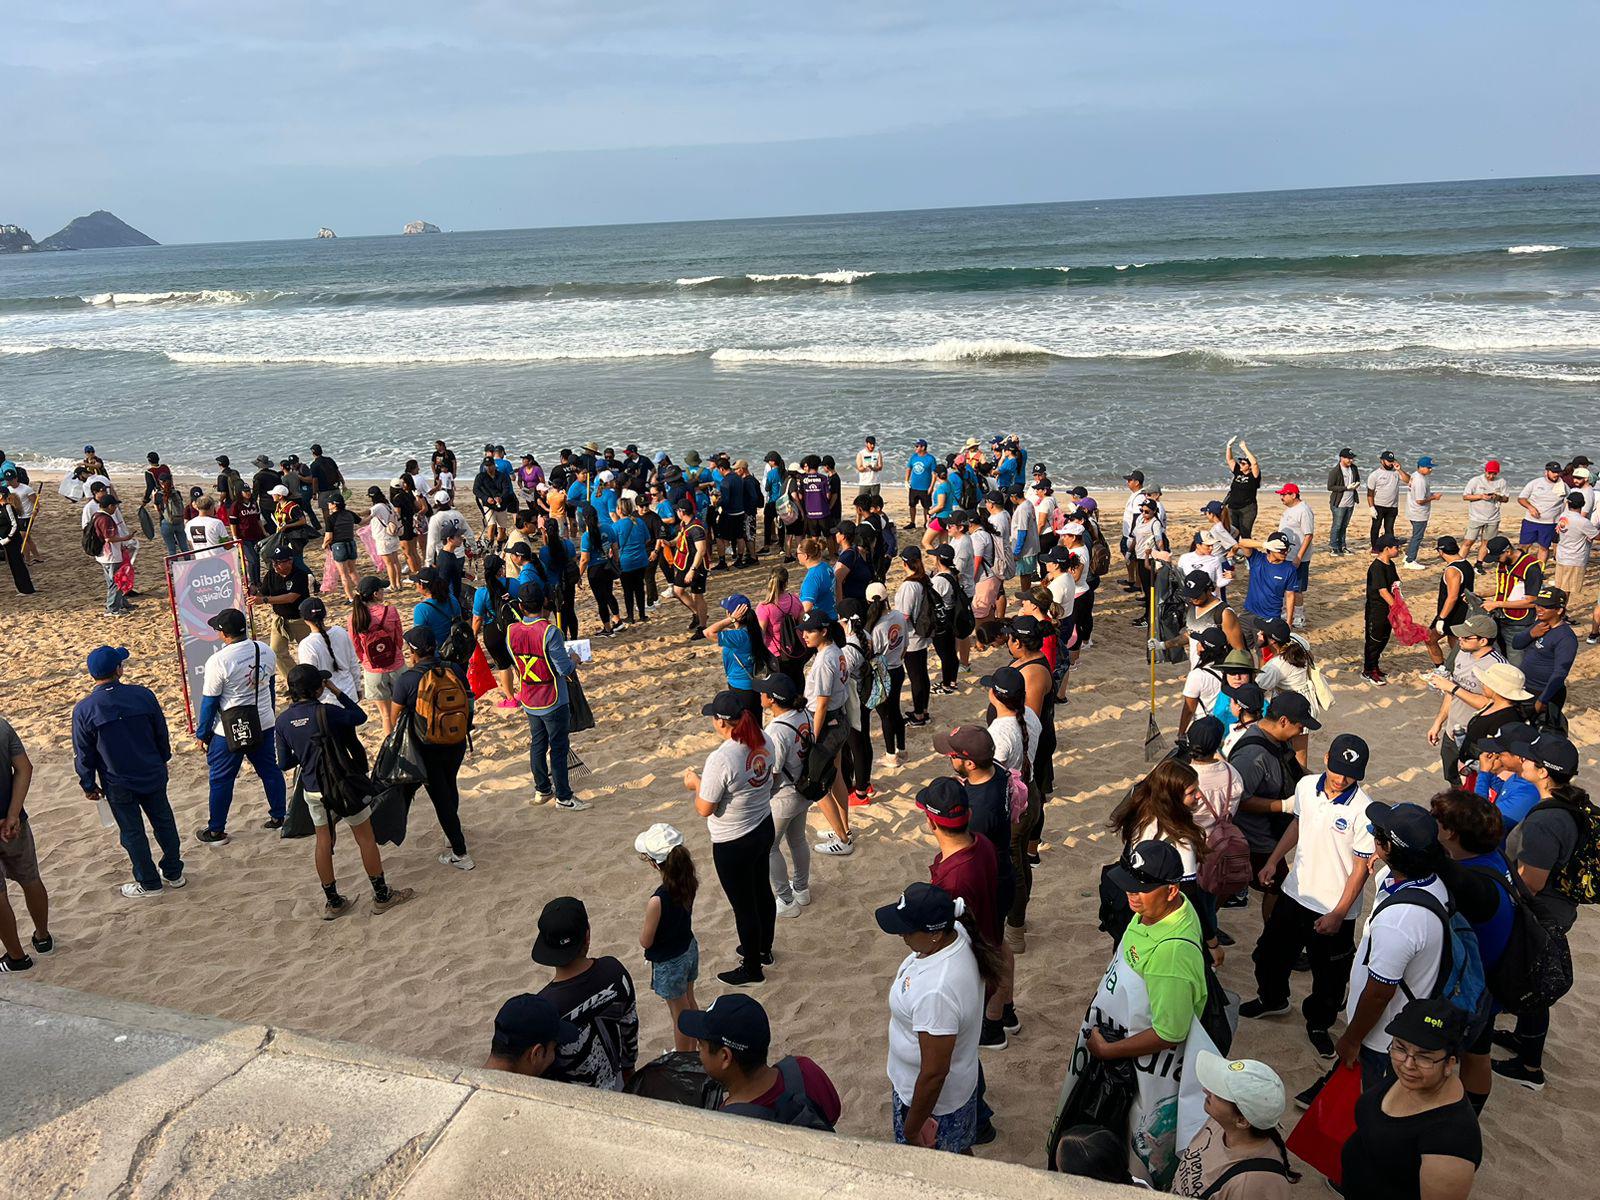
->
[367,783,415,847]
[1045,1024,1137,1170]
[280,774,316,840]
[373,714,426,788]
[623,1051,727,1110]
[567,674,596,734]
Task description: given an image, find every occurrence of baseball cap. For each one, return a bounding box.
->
[298,596,327,622]
[653,451,668,465]
[978,665,1026,706]
[402,625,437,653]
[491,993,580,1057]
[1275,482,1300,496]
[931,544,956,564]
[269,543,296,562]
[1435,535,1460,555]
[915,777,971,830]
[1476,662,1531,700]
[207,608,247,637]
[84,444,95,453]
[531,896,590,967]
[701,690,748,721]
[269,484,289,497]
[1338,447,1355,458]
[1484,459,1500,473]
[1416,455,1435,468]
[1124,470,1145,484]
[875,881,962,935]
[1576,467,1592,481]
[1194,626,1229,655]
[634,822,684,863]
[517,580,546,609]
[947,508,973,526]
[914,438,927,447]
[897,546,924,564]
[1372,534,1400,551]
[86,645,130,679]
[933,724,995,766]
[1477,720,1538,756]
[1194,1052,1287,1129]
[751,673,801,705]
[1143,483,1163,496]
[1484,535,1512,556]
[1380,449,1396,462]
[721,593,751,615]
[1262,533,1290,553]
[1506,731,1579,775]
[1327,733,1370,780]
[1448,613,1497,639]
[1366,801,1438,852]
[678,994,771,1054]
[1385,997,1468,1053]
[286,663,330,696]
[1200,500,1224,516]
[1259,617,1291,645]
[1185,715,1225,756]
[431,490,450,504]
[1545,460,1563,472]
[1266,691,1321,730]
[797,611,833,632]
[1005,614,1047,641]
[1534,586,1568,608]
[1077,496,1098,513]
[1224,681,1266,715]
[1108,840,1185,892]
[865,581,888,602]
[1046,546,1077,566]
[1060,521,1086,537]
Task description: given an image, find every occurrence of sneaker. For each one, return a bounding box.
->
[1026,850,1041,866]
[1587,634,1599,646]
[791,886,812,907]
[906,713,930,727]
[322,896,352,921]
[1131,617,1149,629]
[29,933,53,955]
[979,1017,1008,1050]
[533,791,554,805]
[1083,638,1094,649]
[775,896,802,919]
[1215,928,1235,947]
[1222,892,1250,909]
[1293,1080,1322,1111]
[1362,670,1388,686]
[1292,612,1307,629]
[0,953,33,973]
[973,1120,998,1147]
[261,817,285,830]
[1308,1027,1337,1059]
[372,886,417,914]
[196,827,230,845]
[1004,924,1026,955]
[439,852,476,871]
[1492,1058,1546,1090]
[495,697,520,709]
[1403,560,1427,571]
[556,796,591,811]
[815,833,855,856]
[1002,1003,1021,1034]
[164,875,186,890]
[716,965,765,988]
[1491,1029,1520,1055]
[121,882,161,899]
[848,787,878,806]
[1238,998,1291,1019]
[1293,950,1312,973]
[761,950,774,966]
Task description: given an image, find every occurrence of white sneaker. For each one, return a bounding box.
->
[815,834,855,856]
[439,852,476,871]
[556,797,591,811]
[165,874,187,889]
[775,897,802,918]
[1402,560,1424,570]
[1083,638,1094,649]
[1291,613,1306,629]
[791,886,812,906]
[121,882,161,899]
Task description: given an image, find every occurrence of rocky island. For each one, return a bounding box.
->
[0,224,36,252]
[403,220,441,235]
[317,227,337,239]
[37,210,159,251]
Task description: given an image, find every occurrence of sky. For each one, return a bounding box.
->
[5,1,1598,244]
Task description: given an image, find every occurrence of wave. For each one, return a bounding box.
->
[743,270,875,284]
[86,289,264,307]
[710,338,1060,365]
[1507,244,1567,254]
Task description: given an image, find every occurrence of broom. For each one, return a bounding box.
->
[1144,579,1168,761]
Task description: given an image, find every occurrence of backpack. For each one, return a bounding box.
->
[721,1056,835,1131]
[910,578,935,639]
[1087,519,1111,580]
[860,648,890,711]
[82,516,106,557]
[1469,865,1574,1014]
[312,705,376,819]
[1165,936,1235,1055]
[1369,887,1491,1038]
[879,517,899,563]
[776,605,806,662]
[357,606,401,671]
[414,664,471,745]
[794,719,838,802]
[1195,776,1252,896]
[951,583,976,640]
[1200,1158,1290,1199]
[1526,796,1600,906]
[958,468,980,511]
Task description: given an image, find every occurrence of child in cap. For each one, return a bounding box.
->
[635,823,701,1046]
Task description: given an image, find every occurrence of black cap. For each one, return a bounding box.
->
[1435,535,1461,555]
[1108,840,1185,892]
[915,777,971,829]
[1124,470,1145,484]
[531,896,590,966]
[1266,691,1322,730]
[1380,450,1396,462]
[1195,626,1230,654]
[1365,801,1438,852]
[1339,447,1355,458]
[207,608,247,636]
[1385,997,1468,1053]
[701,690,748,720]
[517,579,546,610]
[798,611,833,632]
[1259,617,1291,645]
[270,544,296,561]
[356,575,387,599]
[1477,720,1539,755]
[413,566,439,585]
[402,625,437,653]
[947,509,973,526]
[1534,586,1568,609]
[1181,570,1215,598]
[1185,715,1225,756]
[931,544,955,564]
[298,595,327,622]
[1484,535,1512,556]
[1005,614,1046,641]
[1545,460,1563,472]
[1327,733,1370,781]
[677,994,770,1054]
[286,663,330,696]
[1224,681,1266,714]
[979,664,1026,705]
[898,546,924,564]
[1046,545,1076,566]
[875,882,960,935]
[1506,731,1579,775]
[751,673,801,705]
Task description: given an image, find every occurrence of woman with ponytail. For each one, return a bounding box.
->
[800,610,855,856]
[349,576,404,735]
[683,690,777,988]
[295,595,360,704]
[701,593,774,710]
[865,581,909,763]
[472,553,518,709]
[636,823,701,1050]
[539,518,579,639]
[578,500,623,636]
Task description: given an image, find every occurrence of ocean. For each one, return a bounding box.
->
[2,174,1597,485]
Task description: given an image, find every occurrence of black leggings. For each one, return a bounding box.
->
[711,816,777,974]
[1007,784,1045,929]
[620,566,649,622]
[879,666,907,753]
[904,647,930,717]
[588,566,619,626]
[932,629,958,687]
[843,720,874,793]
[418,741,468,856]
[1077,587,1097,644]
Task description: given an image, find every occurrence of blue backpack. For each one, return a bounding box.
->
[1369,886,1491,1038]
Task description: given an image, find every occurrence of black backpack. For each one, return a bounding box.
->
[721,1056,835,1131]
[776,607,806,661]
[82,517,106,557]
[911,577,936,639]
[951,583,976,640]
[1470,865,1574,1014]
[1165,936,1234,1055]
[312,705,376,819]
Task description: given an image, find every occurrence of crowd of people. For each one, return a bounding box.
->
[3,431,1597,1200]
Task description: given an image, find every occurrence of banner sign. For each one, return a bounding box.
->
[166,546,250,732]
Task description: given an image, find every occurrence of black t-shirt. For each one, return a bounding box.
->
[308,456,341,492]
[1341,1089,1481,1200]
[393,491,417,537]
[1437,560,1475,622]
[1367,559,1400,609]
[326,509,357,542]
[539,956,640,1091]
[1225,463,1261,508]
[0,715,28,823]
[646,886,694,962]
[262,565,310,606]
[962,772,1015,895]
[838,549,872,601]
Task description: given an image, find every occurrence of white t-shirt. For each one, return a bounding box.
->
[296,626,362,704]
[1347,872,1449,1052]
[1366,467,1402,508]
[699,734,775,843]
[1277,503,1315,559]
[988,709,1042,776]
[1178,549,1226,592]
[1190,759,1243,834]
[1046,572,1076,621]
[895,580,931,653]
[202,638,278,738]
[1519,476,1566,524]
[185,515,230,555]
[871,611,908,671]
[1336,464,1360,509]
[1183,664,1221,713]
[10,482,35,519]
[1280,775,1375,917]
[886,924,984,1114]
[856,449,883,487]
[1463,474,1509,523]
[1121,489,1145,538]
[1554,511,1597,566]
[1139,819,1199,882]
[1405,473,1437,523]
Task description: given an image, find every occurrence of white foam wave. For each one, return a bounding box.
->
[0,345,51,356]
[1506,244,1567,254]
[85,289,261,307]
[744,270,876,284]
[675,276,725,287]
[162,346,706,367]
[711,338,1059,365]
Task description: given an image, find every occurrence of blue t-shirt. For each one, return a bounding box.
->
[718,627,759,690]
[931,480,955,519]
[1243,550,1299,620]
[907,453,936,493]
[996,459,1019,490]
[566,480,588,508]
[580,523,614,557]
[595,489,620,523]
[1475,770,1541,837]
[800,562,837,619]
[493,457,513,479]
[472,586,496,620]
[614,516,653,571]
[1459,850,1516,971]
[765,467,784,504]
[536,542,573,584]
[412,595,461,646]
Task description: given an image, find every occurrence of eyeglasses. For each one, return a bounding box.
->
[1389,1043,1448,1067]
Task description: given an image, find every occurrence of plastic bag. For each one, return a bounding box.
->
[1286,1062,1362,1184]
[367,783,414,846]
[466,645,498,699]
[623,1050,727,1110]
[280,775,316,839]
[1045,1026,1137,1170]
[113,558,136,594]
[373,714,426,788]
[1389,589,1430,646]
[567,675,596,734]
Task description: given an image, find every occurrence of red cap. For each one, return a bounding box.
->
[1275,483,1300,496]
[1485,460,1500,473]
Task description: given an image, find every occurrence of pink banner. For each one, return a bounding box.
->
[167,547,249,732]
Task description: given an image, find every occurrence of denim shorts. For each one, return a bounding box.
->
[891,1086,978,1153]
[331,539,359,563]
[650,937,699,1000]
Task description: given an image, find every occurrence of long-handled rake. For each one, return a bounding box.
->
[1144,583,1168,762]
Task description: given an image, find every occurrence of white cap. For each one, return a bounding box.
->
[1575,467,1591,480]
[1194,1052,1286,1129]
[865,581,888,602]
[1199,529,1218,545]
[269,485,289,497]
[598,470,616,483]
[634,823,684,863]
[389,476,405,489]
[431,490,450,505]
[621,489,639,503]
[1061,521,1085,536]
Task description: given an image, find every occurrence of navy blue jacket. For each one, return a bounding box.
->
[72,681,171,794]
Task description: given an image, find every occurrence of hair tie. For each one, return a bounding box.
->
[952,896,966,918]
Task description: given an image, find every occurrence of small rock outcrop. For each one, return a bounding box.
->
[37,210,158,251]
[403,220,441,235]
[316,227,337,239]
[0,224,37,253]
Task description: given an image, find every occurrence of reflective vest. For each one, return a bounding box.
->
[1496,552,1538,621]
[508,617,560,713]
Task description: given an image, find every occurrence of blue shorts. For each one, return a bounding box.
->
[1520,520,1556,549]
[650,937,699,1000]
[1289,561,1310,592]
[331,539,359,563]
[1017,555,1038,577]
[892,1086,979,1152]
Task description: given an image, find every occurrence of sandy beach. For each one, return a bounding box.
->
[4,478,1596,1194]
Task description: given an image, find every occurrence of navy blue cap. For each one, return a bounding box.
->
[86,645,129,679]
[1366,801,1438,852]
[516,579,545,610]
[876,882,961,935]
[701,690,747,720]
[492,993,579,1056]
[678,994,771,1054]
[751,673,801,704]
[1328,733,1370,781]
[1108,840,1185,891]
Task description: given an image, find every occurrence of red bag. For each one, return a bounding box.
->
[113,558,135,594]
[466,645,498,700]
[1388,588,1429,646]
[1286,1062,1362,1185]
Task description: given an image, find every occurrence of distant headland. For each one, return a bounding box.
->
[0,210,158,253]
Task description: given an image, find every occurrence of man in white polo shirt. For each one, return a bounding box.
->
[1240,734,1374,1061]
[1517,460,1568,552]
